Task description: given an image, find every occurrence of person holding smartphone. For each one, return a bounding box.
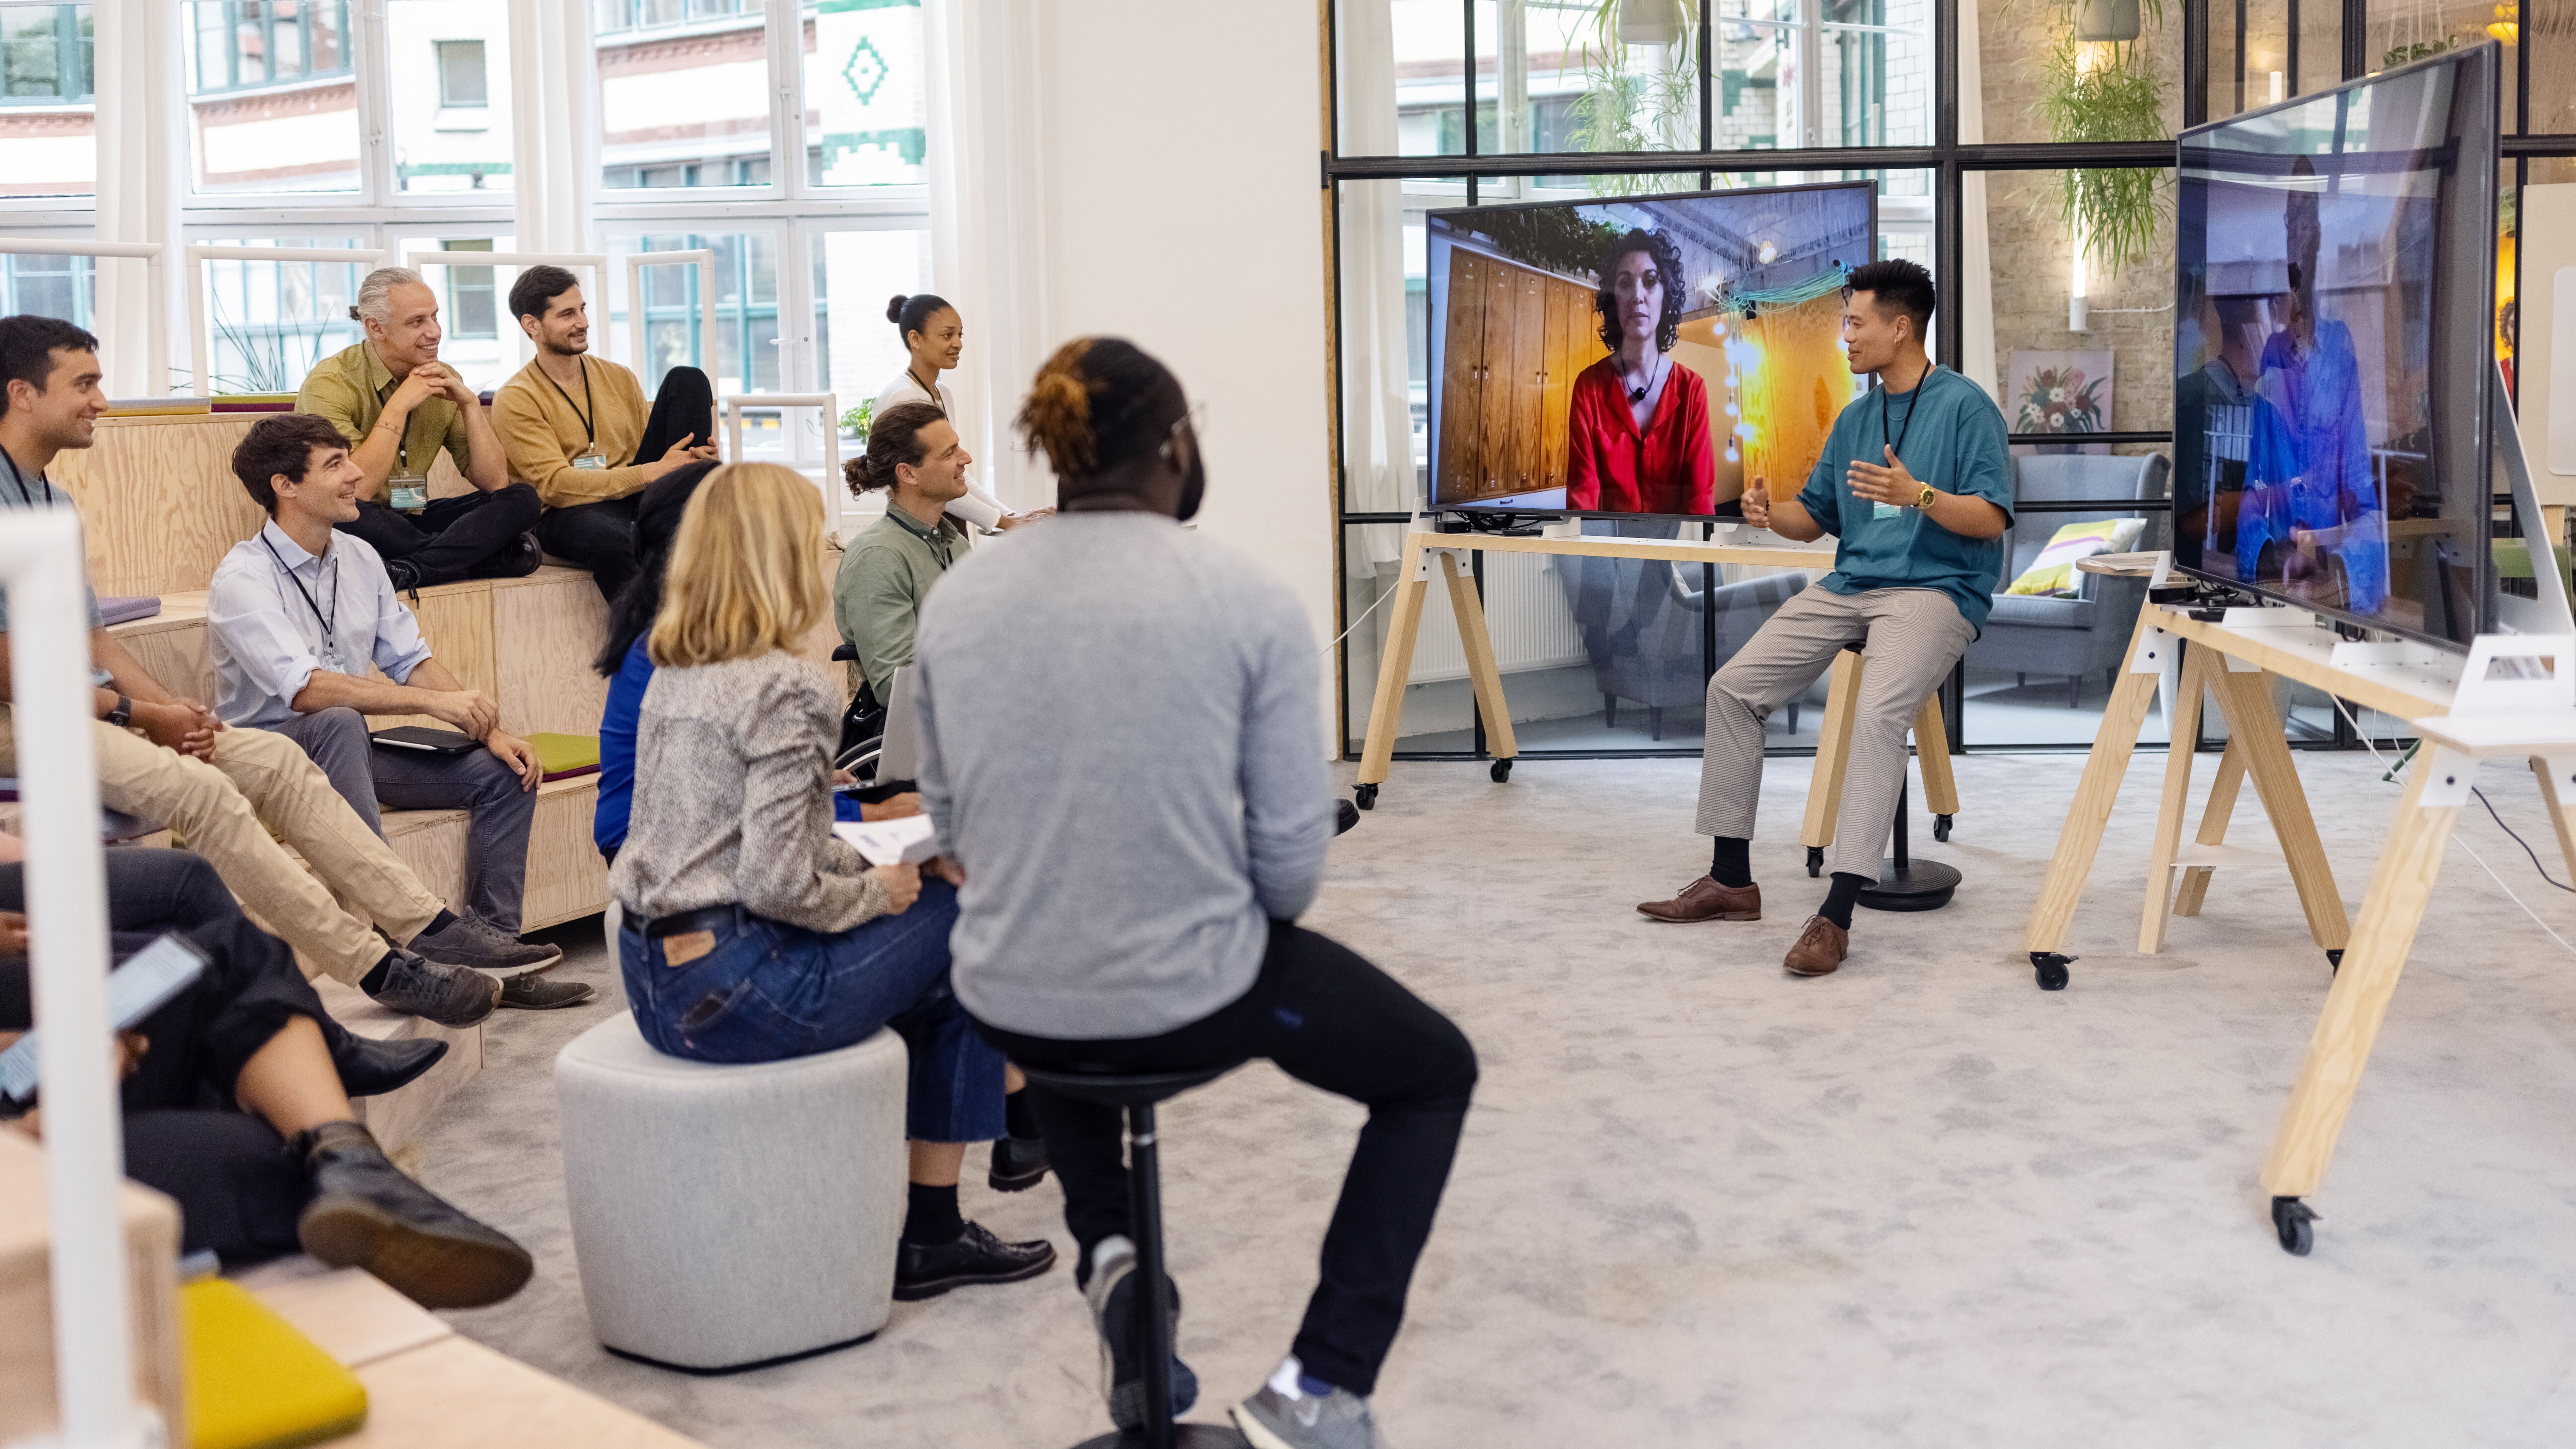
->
[1636,259,2012,977]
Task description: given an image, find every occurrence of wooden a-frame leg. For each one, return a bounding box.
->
[2172,739,2246,918]
[2022,611,2169,955]
[1355,538,1432,789]
[2528,753,2576,885]
[2260,756,2462,1198]
[1912,691,1960,817]
[1800,650,1864,851]
[2208,666,2350,952]
[1439,551,1519,761]
[2140,648,2212,953]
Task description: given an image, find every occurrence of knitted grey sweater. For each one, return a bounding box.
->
[608,650,892,932]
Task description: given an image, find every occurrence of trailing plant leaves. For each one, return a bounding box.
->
[2034,2,2173,276]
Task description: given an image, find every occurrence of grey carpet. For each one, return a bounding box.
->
[416,752,2576,1447]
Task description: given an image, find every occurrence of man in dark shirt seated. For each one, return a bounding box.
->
[0,842,533,1307]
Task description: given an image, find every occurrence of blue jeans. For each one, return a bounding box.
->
[617,879,1005,1143]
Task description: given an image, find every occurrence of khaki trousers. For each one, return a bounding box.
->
[0,708,445,983]
[1694,585,1975,880]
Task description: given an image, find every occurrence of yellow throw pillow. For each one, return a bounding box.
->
[2005,517,2145,597]
[182,1277,369,1449]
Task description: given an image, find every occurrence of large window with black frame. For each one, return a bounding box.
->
[1328,0,2573,766]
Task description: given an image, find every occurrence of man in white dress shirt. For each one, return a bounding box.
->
[211,414,587,1005]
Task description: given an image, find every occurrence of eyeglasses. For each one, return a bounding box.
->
[1159,400,1210,463]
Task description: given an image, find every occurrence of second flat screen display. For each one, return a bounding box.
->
[1425,182,1878,520]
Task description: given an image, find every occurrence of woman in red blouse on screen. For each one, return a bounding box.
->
[1565,228,1715,515]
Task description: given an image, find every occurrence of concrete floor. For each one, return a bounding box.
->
[419,751,2576,1448]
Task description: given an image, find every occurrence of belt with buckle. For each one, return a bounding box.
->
[638,904,745,940]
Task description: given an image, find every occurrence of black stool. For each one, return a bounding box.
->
[1015,1063,1251,1449]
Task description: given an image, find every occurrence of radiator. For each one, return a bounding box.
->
[1405,554,1589,683]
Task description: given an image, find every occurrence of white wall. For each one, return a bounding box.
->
[936,0,1339,731]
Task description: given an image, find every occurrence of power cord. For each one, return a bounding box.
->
[2327,695,2576,958]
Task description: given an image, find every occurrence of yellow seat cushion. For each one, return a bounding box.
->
[182,1278,369,1449]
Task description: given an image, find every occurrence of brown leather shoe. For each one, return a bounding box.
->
[1636,875,1761,922]
[1783,915,1848,976]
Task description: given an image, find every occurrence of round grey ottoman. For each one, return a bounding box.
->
[554,1010,909,1371]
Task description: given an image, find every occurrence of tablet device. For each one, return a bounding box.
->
[1,932,210,1103]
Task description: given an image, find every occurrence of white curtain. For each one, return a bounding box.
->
[1957,0,1999,404]
[510,0,600,257]
[90,1,182,397]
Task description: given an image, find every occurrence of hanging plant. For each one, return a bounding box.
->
[1573,0,1702,196]
[2032,0,2171,276]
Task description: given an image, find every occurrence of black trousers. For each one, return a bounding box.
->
[978,922,1477,1397]
[535,365,715,600]
[338,483,542,589]
[0,850,329,1263]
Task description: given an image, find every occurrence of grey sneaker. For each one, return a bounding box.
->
[411,914,563,975]
[1084,1236,1197,1430]
[366,948,500,1028]
[1234,1360,1385,1449]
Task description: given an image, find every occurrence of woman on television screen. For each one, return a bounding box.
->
[1565,228,1715,515]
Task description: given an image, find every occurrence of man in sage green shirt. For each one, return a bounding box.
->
[295,267,538,590]
[834,401,971,704]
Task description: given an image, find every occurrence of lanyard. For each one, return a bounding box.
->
[541,356,597,448]
[0,447,54,507]
[260,534,339,657]
[906,366,940,408]
[1882,364,1937,467]
[887,506,953,569]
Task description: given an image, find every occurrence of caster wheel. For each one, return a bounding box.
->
[1354,784,1378,811]
[2031,951,2072,991]
[2271,1196,2317,1256]
[1490,759,1513,783]
[1933,814,1953,842]
[1805,846,1825,878]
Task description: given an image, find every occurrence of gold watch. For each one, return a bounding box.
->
[1914,482,1938,510]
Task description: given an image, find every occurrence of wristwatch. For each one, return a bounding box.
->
[1914,482,1939,510]
[106,694,133,727]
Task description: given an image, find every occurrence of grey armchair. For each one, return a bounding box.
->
[1553,520,1810,740]
[1965,451,2170,707]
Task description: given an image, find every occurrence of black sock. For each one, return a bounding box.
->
[1005,1089,1040,1141]
[1709,836,1752,888]
[359,950,397,995]
[902,1182,965,1246]
[1819,872,1869,931]
[423,909,460,936]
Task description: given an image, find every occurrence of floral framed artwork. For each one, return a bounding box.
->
[2006,349,2113,456]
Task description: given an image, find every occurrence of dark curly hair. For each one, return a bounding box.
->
[1595,228,1685,353]
[1015,337,1183,480]
[231,413,351,514]
[845,401,949,499]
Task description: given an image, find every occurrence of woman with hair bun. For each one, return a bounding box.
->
[874,293,1042,532]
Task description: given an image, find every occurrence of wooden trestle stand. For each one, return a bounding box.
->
[1352,527,1965,880]
[2022,590,2576,1256]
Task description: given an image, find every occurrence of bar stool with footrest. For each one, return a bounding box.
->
[1015,1061,1251,1449]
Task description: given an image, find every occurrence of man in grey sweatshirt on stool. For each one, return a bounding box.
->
[915,338,1477,1449]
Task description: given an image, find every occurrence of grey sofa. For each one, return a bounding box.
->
[1965,451,2170,707]
[1554,520,1810,740]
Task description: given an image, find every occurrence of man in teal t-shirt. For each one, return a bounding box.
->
[1636,259,2013,977]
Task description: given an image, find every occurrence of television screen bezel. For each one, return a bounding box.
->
[1423,178,1882,527]
[2166,43,2501,653]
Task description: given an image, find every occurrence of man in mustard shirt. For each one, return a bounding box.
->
[493,265,717,600]
[295,267,539,591]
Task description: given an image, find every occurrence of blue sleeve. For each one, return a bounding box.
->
[1794,431,1843,537]
[1239,588,1332,921]
[1949,391,2014,526]
[593,640,652,852]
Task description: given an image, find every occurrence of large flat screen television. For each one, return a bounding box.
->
[2170,43,2500,651]
[1425,181,1877,520]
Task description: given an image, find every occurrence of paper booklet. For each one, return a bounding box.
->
[831,813,939,866]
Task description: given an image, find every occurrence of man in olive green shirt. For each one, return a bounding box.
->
[295,267,538,590]
[835,402,970,703]
[492,265,716,601]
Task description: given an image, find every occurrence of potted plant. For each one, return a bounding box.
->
[2034,0,2170,275]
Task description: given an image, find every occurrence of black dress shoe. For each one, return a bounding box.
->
[329,1032,449,1098]
[892,1221,1056,1301]
[295,1120,533,1309]
[988,1134,1050,1192]
[1335,799,1361,836]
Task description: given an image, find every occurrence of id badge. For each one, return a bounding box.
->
[1873,501,1904,520]
[389,476,429,513]
[571,452,608,471]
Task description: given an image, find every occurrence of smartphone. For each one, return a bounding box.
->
[1,932,209,1103]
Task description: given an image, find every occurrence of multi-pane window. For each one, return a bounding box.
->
[189,0,352,93]
[395,0,512,191]
[2,3,89,102]
[0,250,91,324]
[437,40,487,108]
[594,0,770,191]
[183,0,360,193]
[442,238,497,340]
[609,232,780,395]
[198,238,367,395]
